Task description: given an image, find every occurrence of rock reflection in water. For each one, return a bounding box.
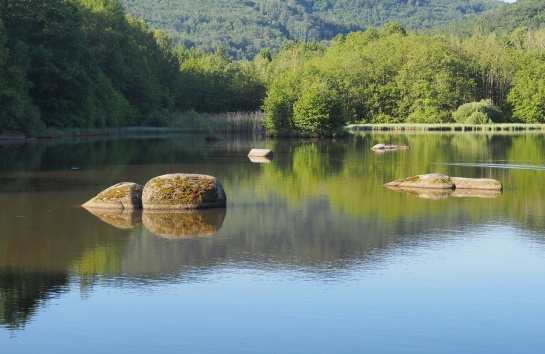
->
[142,209,226,239]
[83,206,227,239]
[83,208,143,229]
[248,156,273,163]
[385,186,502,200]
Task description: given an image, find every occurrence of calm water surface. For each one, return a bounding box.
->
[1,132,545,353]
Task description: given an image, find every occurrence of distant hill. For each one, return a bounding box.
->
[436,0,545,36]
[118,0,504,58]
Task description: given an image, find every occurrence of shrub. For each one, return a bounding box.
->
[292,83,345,136]
[452,99,503,124]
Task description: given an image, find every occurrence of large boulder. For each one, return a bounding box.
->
[142,173,226,210]
[384,173,455,189]
[82,182,144,210]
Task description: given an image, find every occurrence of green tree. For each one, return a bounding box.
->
[507,53,545,123]
[292,80,345,136]
[452,99,503,124]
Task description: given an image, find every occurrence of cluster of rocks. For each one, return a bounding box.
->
[82,173,226,211]
[82,173,227,238]
[384,173,503,199]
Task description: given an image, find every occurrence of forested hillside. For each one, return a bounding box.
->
[118,0,504,58]
[3,0,545,137]
[437,0,545,36]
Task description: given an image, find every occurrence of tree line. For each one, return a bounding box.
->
[0,0,263,135]
[1,0,545,136]
[260,24,545,135]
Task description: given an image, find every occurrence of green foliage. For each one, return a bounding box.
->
[437,0,545,38]
[507,53,545,123]
[117,0,502,58]
[175,47,266,113]
[292,81,345,136]
[452,99,503,124]
[263,30,484,131]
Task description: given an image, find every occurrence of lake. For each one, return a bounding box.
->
[1,131,545,353]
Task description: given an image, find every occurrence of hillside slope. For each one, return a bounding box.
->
[118,0,504,58]
[437,0,545,36]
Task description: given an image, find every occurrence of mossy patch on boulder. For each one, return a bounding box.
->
[82,182,144,210]
[142,173,226,210]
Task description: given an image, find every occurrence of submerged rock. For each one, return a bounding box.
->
[82,182,144,210]
[450,177,503,191]
[142,173,226,210]
[371,143,409,151]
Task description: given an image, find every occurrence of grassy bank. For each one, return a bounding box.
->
[346,123,545,132]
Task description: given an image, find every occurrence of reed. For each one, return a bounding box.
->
[169,111,264,133]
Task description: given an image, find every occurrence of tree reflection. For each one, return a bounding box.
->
[0,271,68,330]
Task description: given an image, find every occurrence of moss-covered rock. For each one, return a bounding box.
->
[82,182,144,210]
[142,173,226,210]
[384,173,503,196]
[384,173,455,189]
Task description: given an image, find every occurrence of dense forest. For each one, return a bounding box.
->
[0,0,263,134]
[1,0,545,136]
[118,0,504,58]
[436,0,545,37]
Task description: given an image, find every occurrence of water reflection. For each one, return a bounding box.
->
[83,208,143,229]
[2,132,545,334]
[248,156,273,163]
[384,186,503,199]
[0,271,68,330]
[82,207,226,238]
[142,209,226,239]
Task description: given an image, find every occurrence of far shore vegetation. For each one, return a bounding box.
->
[1,0,545,138]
